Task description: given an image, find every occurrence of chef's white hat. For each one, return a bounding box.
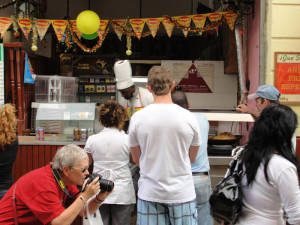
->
[114,60,134,90]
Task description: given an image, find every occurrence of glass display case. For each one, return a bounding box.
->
[32,102,96,141]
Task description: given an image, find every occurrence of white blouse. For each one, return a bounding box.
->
[237,154,300,225]
[84,127,136,205]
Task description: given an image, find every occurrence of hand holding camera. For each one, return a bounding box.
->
[81,176,100,199]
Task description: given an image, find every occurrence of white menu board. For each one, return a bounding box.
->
[0,44,4,105]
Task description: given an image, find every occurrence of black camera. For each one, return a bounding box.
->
[85,173,114,192]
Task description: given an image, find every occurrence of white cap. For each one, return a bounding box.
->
[114,60,134,90]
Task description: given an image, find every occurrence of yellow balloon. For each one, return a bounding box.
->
[76,10,100,34]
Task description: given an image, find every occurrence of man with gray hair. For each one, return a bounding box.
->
[0,144,112,225]
[129,66,200,225]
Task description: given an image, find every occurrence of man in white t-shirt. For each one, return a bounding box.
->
[129,66,200,225]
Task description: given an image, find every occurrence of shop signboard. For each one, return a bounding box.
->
[274,52,300,104]
[0,44,4,105]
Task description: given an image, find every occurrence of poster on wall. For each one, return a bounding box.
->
[274,52,300,104]
[162,60,237,110]
[0,44,4,105]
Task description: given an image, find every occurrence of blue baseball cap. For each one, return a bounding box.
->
[248,85,280,101]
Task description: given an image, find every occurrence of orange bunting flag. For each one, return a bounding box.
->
[192,14,207,34]
[173,15,191,37]
[0,17,12,38]
[207,13,223,32]
[18,18,32,39]
[52,20,68,41]
[36,19,51,40]
[111,19,126,40]
[69,20,81,39]
[98,19,109,40]
[161,17,175,38]
[145,17,162,38]
[223,11,238,31]
[130,18,146,40]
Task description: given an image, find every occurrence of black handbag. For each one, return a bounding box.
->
[209,149,244,224]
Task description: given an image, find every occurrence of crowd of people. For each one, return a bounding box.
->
[0,61,299,225]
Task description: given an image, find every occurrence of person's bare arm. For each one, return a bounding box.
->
[189,146,199,163]
[130,146,141,166]
[236,104,259,119]
[51,178,100,225]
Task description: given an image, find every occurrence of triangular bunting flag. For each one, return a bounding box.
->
[145,17,162,38]
[18,18,32,39]
[52,20,68,41]
[224,11,238,31]
[69,20,82,39]
[24,52,35,84]
[130,18,146,40]
[192,14,207,35]
[36,19,51,40]
[161,17,175,38]
[207,12,223,23]
[172,15,191,37]
[98,19,109,40]
[111,19,126,40]
[178,63,212,93]
[207,12,223,32]
[0,17,12,38]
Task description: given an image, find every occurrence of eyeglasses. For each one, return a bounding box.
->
[71,167,89,173]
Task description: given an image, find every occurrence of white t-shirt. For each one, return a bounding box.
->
[129,103,201,203]
[84,127,136,204]
[237,154,300,225]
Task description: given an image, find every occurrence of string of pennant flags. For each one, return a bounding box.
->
[0,11,237,53]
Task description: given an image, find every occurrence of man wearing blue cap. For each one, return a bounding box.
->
[236,84,280,118]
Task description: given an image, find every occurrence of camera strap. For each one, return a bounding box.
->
[52,168,71,197]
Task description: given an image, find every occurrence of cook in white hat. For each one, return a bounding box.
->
[114,60,153,121]
[114,60,135,100]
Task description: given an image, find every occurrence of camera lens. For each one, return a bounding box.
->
[99,179,114,192]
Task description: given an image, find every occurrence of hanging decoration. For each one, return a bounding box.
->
[18,18,32,39]
[130,18,146,40]
[52,20,68,42]
[36,19,51,40]
[10,15,19,38]
[224,11,238,31]
[172,15,192,37]
[69,20,81,39]
[207,13,223,32]
[161,17,175,38]
[192,14,207,35]
[98,19,109,40]
[81,32,98,40]
[68,20,108,53]
[126,35,132,56]
[76,10,100,34]
[0,17,12,38]
[111,19,126,40]
[145,17,162,38]
[31,17,38,51]
[0,11,238,53]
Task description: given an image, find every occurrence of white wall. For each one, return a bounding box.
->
[265,0,300,135]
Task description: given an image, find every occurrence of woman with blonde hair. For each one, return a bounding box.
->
[0,104,18,200]
[84,100,136,225]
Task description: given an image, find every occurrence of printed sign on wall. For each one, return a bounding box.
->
[274,52,300,104]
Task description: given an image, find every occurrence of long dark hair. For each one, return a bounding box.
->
[242,104,299,185]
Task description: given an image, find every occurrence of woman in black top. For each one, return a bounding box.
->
[0,104,18,200]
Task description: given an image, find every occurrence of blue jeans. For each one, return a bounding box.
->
[193,174,214,225]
